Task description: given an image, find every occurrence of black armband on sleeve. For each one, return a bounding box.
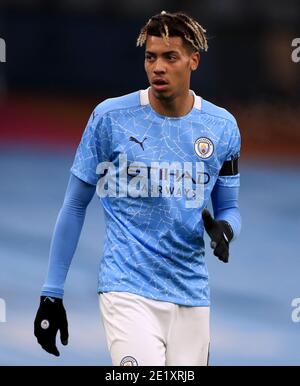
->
[219,158,239,176]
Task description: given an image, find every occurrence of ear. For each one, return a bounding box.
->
[190,51,200,71]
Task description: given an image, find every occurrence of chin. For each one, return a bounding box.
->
[152,88,173,100]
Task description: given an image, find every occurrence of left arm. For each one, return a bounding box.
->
[202,176,241,263]
[202,119,242,262]
[211,176,241,240]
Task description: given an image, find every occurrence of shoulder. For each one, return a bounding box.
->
[93,90,141,118]
[200,98,238,127]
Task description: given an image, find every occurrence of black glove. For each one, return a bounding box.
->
[202,208,233,263]
[34,296,69,356]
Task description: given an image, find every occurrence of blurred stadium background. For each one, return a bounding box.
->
[0,0,300,365]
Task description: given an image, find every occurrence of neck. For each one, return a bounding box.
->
[148,87,194,117]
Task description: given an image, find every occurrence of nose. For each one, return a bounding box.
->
[153,58,166,74]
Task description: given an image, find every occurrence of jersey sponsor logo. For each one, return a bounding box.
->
[120,356,138,366]
[99,164,210,185]
[194,137,214,159]
[96,155,206,208]
[129,136,148,150]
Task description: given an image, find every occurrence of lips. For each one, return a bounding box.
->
[152,78,169,91]
[152,78,168,85]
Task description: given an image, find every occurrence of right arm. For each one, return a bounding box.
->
[35,103,108,356]
[34,173,95,356]
[41,173,96,298]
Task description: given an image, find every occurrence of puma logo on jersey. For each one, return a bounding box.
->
[129,136,147,151]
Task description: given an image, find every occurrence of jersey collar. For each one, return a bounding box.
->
[139,87,202,111]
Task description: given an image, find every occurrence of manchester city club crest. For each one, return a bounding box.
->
[194,137,214,159]
[120,356,138,366]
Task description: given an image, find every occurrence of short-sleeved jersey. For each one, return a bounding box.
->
[71,89,240,306]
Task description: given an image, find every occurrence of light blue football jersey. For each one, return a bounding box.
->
[70,88,240,306]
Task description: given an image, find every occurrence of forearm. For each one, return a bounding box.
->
[211,180,241,240]
[41,174,96,298]
[41,204,86,298]
[214,206,241,240]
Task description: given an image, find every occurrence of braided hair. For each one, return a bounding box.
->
[137,10,208,52]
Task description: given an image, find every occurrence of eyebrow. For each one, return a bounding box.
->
[145,50,180,55]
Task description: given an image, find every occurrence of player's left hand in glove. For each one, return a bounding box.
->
[202,208,233,263]
[34,296,69,356]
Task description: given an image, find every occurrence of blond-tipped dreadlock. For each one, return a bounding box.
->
[136,11,208,52]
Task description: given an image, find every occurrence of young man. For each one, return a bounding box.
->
[34,11,241,366]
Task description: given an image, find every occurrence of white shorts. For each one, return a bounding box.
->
[99,291,210,366]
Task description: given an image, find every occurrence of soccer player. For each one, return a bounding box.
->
[34,11,241,366]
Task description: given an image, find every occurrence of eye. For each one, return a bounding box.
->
[167,54,177,61]
[145,54,155,61]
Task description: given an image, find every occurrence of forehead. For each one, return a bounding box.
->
[145,35,188,54]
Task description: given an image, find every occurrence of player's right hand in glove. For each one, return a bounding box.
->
[202,208,233,263]
[34,296,69,356]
